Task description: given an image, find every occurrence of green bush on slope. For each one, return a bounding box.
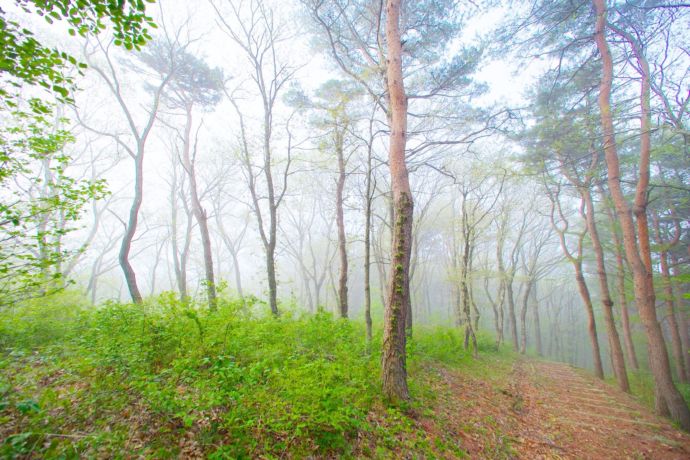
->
[0,292,506,458]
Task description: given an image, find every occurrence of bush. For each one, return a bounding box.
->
[0,293,509,457]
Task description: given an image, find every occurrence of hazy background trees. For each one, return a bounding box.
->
[2,0,689,427]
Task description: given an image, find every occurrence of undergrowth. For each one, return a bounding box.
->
[0,292,512,458]
[625,370,690,412]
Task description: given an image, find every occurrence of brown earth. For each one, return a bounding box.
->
[417,358,690,459]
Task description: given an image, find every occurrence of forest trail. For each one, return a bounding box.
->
[498,360,690,459]
[508,360,690,459]
[422,358,690,459]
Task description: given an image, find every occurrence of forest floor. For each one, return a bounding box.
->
[417,357,690,459]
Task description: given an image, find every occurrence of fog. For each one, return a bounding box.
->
[2,0,688,382]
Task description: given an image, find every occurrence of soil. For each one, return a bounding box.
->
[421,358,690,459]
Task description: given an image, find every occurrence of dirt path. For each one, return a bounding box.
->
[507,359,690,458]
[421,358,690,459]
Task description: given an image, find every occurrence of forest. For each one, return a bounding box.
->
[1,0,689,458]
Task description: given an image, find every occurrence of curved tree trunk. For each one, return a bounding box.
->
[573,267,604,379]
[592,0,690,428]
[601,190,639,369]
[549,188,604,379]
[582,189,629,391]
[119,152,144,304]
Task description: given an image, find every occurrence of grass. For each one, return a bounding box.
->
[0,292,515,458]
[624,370,690,411]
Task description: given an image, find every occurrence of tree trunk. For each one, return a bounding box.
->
[575,265,605,379]
[364,133,374,345]
[229,245,245,305]
[603,193,640,369]
[592,0,690,428]
[182,106,217,310]
[582,188,629,391]
[404,198,413,337]
[659,248,687,383]
[520,279,533,355]
[533,284,543,356]
[335,130,349,318]
[671,256,690,377]
[170,168,187,301]
[119,152,144,304]
[469,242,480,333]
[381,0,410,402]
[495,218,508,347]
[266,241,278,315]
[506,275,519,351]
[461,240,478,356]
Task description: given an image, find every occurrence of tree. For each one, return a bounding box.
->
[0,114,106,304]
[504,202,531,352]
[361,102,380,345]
[525,75,629,391]
[82,36,175,303]
[295,80,362,318]
[592,0,690,428]
[600,188,640,370]
[0,0,155,303]
[379,0,411,402]
[653,209,687,383]
[442,161,505,356]
[517,219,554,356]
[212,0,297,316]
[165,142,194,302]
[280,186,336,313]
[545,182,604,380]
[1,0,155,107]
[143,40,224,310]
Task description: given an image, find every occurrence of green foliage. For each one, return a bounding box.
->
[2,0,156,102]
[625,369,690,412]
[0,107,108,305]
[0,294,512,458]
[0,1,149,303]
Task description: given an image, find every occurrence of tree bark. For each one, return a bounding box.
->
[506,274,519,351]
[582,188,629,391]
[671,255,690,378]
[119,151,144,304]
[182,105,217,310]
[381,0,411,402]
[533,284,543,356]
[495,213,508,347]
[602,191,639,369]
[520,279,533,355]
[548,187,604,379]
[592,0,690,428]
[654,216,687,383]
[660,249,686,383]
[335,128,349,318]
[364,121,374,345]
[506,213,528,351]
